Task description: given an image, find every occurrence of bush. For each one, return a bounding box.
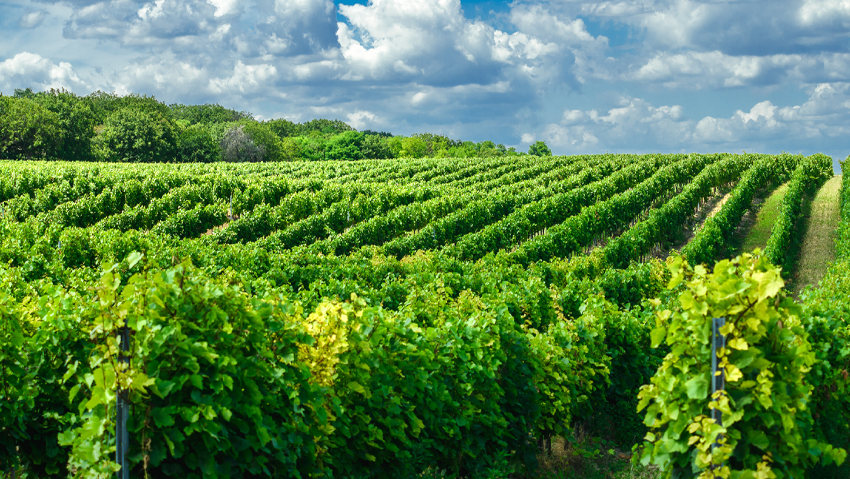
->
[0,96,63,159]
[299,118,353,136]
[94,108,178,162]
[638,253,846,478]
[57,257,328,478]
[324,131,365,161]
[528,140,552,157]
[447,141,478,158]
[400,136,427,158]
[264,118,300,138]
[169,103,252,125]
[87,92,173,124]
[18,89,98,161]
[361,133,395,159]
[220,121,288,162]
[177,126,220,163]
[220,125,266,162]
[241,121,284,160]
[294,136,328,161]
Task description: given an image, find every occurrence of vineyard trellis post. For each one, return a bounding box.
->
[116,321,130,479]
[710,316,726,471]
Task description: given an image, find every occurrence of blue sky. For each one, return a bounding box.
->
[1,0,849,169]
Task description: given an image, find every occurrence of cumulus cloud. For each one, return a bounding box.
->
[0,52,87,93]
[336,0,596,91]
[63,0,221,44]
[267,0,337,54]
[530,85,850,159]
[773,83,850,151]
[337,0,494,84]
[346,110,378,129]
[109,58,210,97]
[694,101,784,144]
[60,0,337,58]
[526,0,850,70]
[627,50,850,89]
[798,0,850,27]
[209,61,278,95]
[509,4,610,83]
[538,95,691,151]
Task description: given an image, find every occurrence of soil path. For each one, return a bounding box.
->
[794,175,843,293]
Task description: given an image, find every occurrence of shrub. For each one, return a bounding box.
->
[94,108,178,162]
[87,92,173,124]
[294,136,328,161]
[169,103,252,125]
[264,118,300,138]
[361,133,395,159]
[324,131,365,161]
[177,126,220,163]
[57,256,328,478]
[638,253,846,478]
[400,136,427,158]
[241,121,284,160]
[299,118,353,136]
[19,89,98,161]
[528,140,552,157]
[220,125,265,162]
[0,96,63,159]
[220,122,288,162]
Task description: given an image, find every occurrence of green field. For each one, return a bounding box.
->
[0,154,848,479]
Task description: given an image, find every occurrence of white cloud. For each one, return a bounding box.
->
[543,123,599,148]
[336,0,473,79]
[637,0,708,50]
[529,86,850,159]
[510,4,601,46]
[335,0,592,92]
[0,52,87,93]
[779,83,850,120]
[110,59,209,96]
[628,50,850,89]
[209,61,278,95]
[346,110,377,129]
[60,0,336,58]
[289,59,343,82]
[693,101,783,144]
[19,11,47,28]
[799,0,850,26]
[541,96,692,151]
[208,0,239,17]
[268,0,337,55]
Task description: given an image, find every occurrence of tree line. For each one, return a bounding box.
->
[0,88,553,162]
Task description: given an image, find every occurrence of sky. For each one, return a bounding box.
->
[1,0,848,170]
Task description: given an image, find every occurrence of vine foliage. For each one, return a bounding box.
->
[638,253,846,478]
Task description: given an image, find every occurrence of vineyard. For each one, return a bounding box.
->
[0,153,848,479]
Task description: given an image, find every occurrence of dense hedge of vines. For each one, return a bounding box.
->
[0,154,846,478]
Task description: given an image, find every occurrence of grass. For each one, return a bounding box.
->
[794,175,843,293]
[528,434,659,479]
[740,183,789,252]
[418,430,659,479]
